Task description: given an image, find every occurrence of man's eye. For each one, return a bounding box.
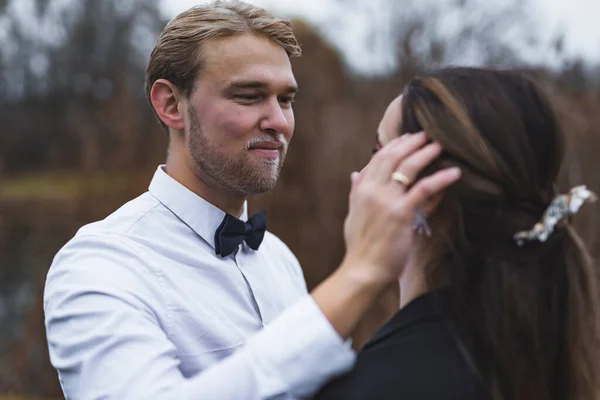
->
[279,96,295,105]
[235,94,260,101]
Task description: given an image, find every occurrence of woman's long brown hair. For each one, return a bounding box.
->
[401,67,600,400]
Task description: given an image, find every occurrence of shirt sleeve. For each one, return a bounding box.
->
[44,235,356,400]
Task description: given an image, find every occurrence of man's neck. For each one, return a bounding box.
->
[165,153,246,218]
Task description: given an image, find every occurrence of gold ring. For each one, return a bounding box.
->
[391,171,411,186]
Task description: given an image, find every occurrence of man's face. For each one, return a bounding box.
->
[184,34,297,196]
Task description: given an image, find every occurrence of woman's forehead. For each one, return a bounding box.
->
[377,95,403,145]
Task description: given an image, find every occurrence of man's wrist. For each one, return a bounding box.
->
[337,256,396,292]
[310,257,394,339]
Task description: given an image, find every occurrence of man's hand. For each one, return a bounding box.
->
[311,132,461,339]
[342,132,461,284]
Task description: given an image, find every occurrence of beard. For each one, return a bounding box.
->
[187,107,287,196]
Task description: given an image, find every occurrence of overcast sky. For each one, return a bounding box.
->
[161,0,600,75]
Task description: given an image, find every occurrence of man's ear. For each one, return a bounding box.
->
[150,79,186,131]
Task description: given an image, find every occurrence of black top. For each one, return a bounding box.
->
[313,292,490,400]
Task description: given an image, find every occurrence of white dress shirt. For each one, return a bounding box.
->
[44,165,355,400]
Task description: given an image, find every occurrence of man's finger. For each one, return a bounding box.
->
[362,132,428,184]
[392,142,442,185]
[403,167,461,210]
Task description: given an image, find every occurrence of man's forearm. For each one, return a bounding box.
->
[177,294,356,399]
[311,257,390,340]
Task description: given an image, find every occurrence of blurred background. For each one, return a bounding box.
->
[1,0,599,398]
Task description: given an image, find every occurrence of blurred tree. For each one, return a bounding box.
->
[332,0,537,75]
[0,0,166,174]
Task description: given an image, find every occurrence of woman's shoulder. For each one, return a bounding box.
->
[313,293,489,400]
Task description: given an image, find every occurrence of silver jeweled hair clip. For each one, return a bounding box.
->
[513,185,597,246]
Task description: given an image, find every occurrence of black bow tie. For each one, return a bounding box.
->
[214,211,267,257]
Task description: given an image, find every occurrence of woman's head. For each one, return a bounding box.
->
[379,67,599,400]
[380,68,565,257]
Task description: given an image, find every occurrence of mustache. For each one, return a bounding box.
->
[246,134,288,149]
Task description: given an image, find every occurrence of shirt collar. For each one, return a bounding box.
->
[148,165,248,250]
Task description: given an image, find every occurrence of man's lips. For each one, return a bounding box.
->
[249,142,282,160]
[249,141,282,150]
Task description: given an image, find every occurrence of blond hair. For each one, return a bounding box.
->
[145,0,302,131]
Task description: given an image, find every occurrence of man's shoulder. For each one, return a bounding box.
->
[46,193,164,288]
[77,192,162,237]
[44,193,167,310]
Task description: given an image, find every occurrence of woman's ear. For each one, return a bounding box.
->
[422,191,445,216]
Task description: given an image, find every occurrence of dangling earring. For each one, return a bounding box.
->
[413,208,431,236]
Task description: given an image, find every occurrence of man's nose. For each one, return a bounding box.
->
[260,98,290,134]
